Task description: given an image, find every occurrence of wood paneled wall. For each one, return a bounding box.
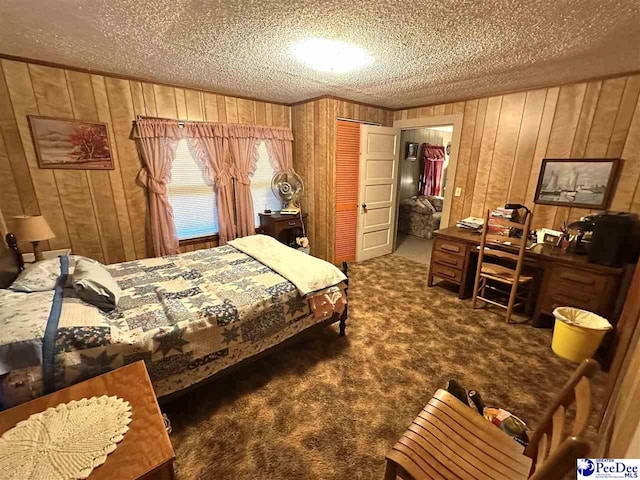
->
[0,204,7,240]
[395,74,640,229]
[4,56,636,264]
[292,99,393,261]
[0,59,291,263]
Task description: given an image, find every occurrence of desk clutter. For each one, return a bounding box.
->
[567,212,638,266]
[456,209,639,267]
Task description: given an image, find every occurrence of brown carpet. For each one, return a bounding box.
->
[165,254,606,479]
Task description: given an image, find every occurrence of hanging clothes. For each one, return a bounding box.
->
[419,143,445,196]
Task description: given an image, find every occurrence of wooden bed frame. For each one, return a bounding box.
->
[160,307,347,405]
[0,233,349,405]
[0,233,24,289]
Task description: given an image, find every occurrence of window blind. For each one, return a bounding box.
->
[251,141,282,226]
[167,139,219,240]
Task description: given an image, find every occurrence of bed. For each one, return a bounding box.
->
[398,195,443,239]
[0,234,348,408]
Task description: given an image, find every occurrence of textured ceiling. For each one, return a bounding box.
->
[1,0,639,109]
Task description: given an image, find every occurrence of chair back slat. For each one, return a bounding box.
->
[529,438,591,480]
[479,247,521,262]
[490,218,528,230]
[486,233,526,247]
[526,359,600,478]
[572,377,592,436]
[535,433,548,470]
[549,406,565,454]
[476,209,531,268]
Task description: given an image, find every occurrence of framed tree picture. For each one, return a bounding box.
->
[533,158,621,209]
[28,116,114,170]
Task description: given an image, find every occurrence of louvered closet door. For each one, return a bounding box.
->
[335,120,361,263]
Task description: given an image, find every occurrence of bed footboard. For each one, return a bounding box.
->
[339,261,349,336]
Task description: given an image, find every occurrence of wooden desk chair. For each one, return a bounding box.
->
[472,208,533,323]
[384,358,600,480]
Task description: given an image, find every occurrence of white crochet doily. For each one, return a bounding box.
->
[0,395,132,480]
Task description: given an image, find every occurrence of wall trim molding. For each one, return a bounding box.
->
[289,94,394,111]
[393,70,640,112]
[1,52,638,113]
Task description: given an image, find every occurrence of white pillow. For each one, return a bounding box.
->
[72,259,121,311]
[9,258,63,292]
[9,255,103,293]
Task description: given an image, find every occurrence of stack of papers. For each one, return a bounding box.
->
[491,207,515,219]
[456,217,484,229]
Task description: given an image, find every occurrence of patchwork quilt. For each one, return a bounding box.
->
[0,245,347,407]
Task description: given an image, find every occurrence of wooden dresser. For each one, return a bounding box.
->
[0,361,175,479]
[428,235,471,294]
[428,227,628,329]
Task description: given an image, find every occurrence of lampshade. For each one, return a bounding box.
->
[12,215,55,242]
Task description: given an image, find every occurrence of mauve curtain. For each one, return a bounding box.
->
[135,119,180,256]
[229,135,260,238]
[265,138,293,173]
[135,118,295,248]
[420,143,445,197]
[187,135,236,245]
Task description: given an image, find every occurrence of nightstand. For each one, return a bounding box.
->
[259,212,307,247]
[22,248,72,264]
[0,362,175,479]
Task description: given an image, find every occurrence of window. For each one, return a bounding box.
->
[167,139,219,240]
[167,139,282,240]
[251,141,282,226]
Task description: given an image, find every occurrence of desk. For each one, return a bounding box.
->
[428,226,627,328]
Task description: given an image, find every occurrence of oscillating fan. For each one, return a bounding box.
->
[271,170,304,215]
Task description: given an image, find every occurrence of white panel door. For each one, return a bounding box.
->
[356,125,400,262]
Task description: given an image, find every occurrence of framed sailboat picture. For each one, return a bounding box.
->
[533,158,621,209]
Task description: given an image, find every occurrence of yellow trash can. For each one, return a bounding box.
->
[551,307,612,362]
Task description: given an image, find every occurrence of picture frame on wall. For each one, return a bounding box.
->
[405,142,419,161]
[533,158,621,210]
[28,115,114,170]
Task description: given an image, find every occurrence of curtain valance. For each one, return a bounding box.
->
[134,118,293,141]
[135,116,295,253]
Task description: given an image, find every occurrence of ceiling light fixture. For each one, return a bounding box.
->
[291,38,372,73]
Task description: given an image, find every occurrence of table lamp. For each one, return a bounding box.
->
[12,215,55,262]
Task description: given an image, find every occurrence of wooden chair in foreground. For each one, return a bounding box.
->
[472,208,534,324]
[384,358,600,480]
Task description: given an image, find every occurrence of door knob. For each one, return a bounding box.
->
[362,203,367,211]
